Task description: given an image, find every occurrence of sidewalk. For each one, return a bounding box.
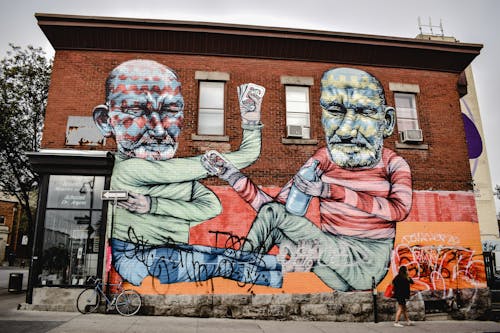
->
[1,265,499,333]
[1,311,500,333]
[1,292,499,333]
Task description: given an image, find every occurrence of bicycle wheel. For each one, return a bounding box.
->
[115,289,141,316]
[76,288,101,314]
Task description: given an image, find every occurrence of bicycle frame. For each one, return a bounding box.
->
[94,279,123,306]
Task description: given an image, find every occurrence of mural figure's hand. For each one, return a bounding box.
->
[238,83,265,126]
[201,150,244,186]
[117,192,151,214]
[293,173,329,198]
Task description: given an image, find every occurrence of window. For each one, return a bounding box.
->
[0,216,4,224]
[198,81,225,135]
[285,86,311,139]
[390,83,426,148]
[394,92,420,132]
[40,175,105,286]
[65,116,104,146]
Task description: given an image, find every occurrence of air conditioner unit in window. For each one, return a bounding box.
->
[287,125,303,138]
[399,129,423,143]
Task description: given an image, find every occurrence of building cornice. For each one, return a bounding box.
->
[36,13,482,73]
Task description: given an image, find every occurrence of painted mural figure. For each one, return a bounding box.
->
[203,67,413,291]
[93,59,281,287]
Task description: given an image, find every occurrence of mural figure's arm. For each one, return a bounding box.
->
[113,83,266,188]
[113,126,261,186]
[294,155,413,222]
[116,181,222,223]
[231,174,275,211]
[201,151,275,211]
[149,182,222,224]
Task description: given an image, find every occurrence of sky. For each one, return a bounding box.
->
[1,0,499,210]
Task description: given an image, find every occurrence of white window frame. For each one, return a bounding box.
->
[285,85,311,139]
[394,92,420,132]
[389,83,428,149]
[197,81,225,136]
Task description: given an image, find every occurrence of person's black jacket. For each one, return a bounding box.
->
[392,274,413,299]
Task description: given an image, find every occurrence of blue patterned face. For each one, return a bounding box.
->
[320,68,394,168]
[104,59,184,161]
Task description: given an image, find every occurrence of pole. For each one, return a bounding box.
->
[372,276,378,323]
[105,198,117,297]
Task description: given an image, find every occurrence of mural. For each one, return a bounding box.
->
[93,60,485,299]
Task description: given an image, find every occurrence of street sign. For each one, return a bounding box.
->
[101,190,129,201]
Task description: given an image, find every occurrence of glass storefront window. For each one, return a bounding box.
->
[40,175,104,286]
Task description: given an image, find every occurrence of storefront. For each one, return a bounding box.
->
[26,150,113,302]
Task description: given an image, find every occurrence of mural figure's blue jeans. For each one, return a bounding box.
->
[243,202,393,291]
[111,239,283,288]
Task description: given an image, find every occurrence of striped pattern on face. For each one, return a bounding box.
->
[320,67,385,112]
[105,60,184,161]
[319,68,388,168]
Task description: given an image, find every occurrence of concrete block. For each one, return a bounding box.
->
[292,294,311,304]
[271,293,293,304]
[301,303,329,315]
[220,294,251,306]
[251,294,273,305]
[268,304,286,317]
[240,305,269,318]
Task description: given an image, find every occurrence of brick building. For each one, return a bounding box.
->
[25,13,489,320]
[0,195,23,263]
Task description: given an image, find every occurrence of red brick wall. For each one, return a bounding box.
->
[0,201,17,243]
[42,50,471,191]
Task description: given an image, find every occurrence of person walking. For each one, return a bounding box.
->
[393,265,414,327]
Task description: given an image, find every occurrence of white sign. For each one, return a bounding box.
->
[101,190,129,201]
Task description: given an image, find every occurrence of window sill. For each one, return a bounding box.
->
[395,142,429,150]
[282,138,319,145]
[191,134,230,142]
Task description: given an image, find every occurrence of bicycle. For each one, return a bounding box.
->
[76,277,142,316]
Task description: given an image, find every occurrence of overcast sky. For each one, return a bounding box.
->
[1,0,499,210]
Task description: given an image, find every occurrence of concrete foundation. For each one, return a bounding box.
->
[21,287,491,321]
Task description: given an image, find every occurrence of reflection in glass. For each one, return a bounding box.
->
[46,175,105,210]
[40,175,104,286]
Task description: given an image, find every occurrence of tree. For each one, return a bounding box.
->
[0,44,52,238]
